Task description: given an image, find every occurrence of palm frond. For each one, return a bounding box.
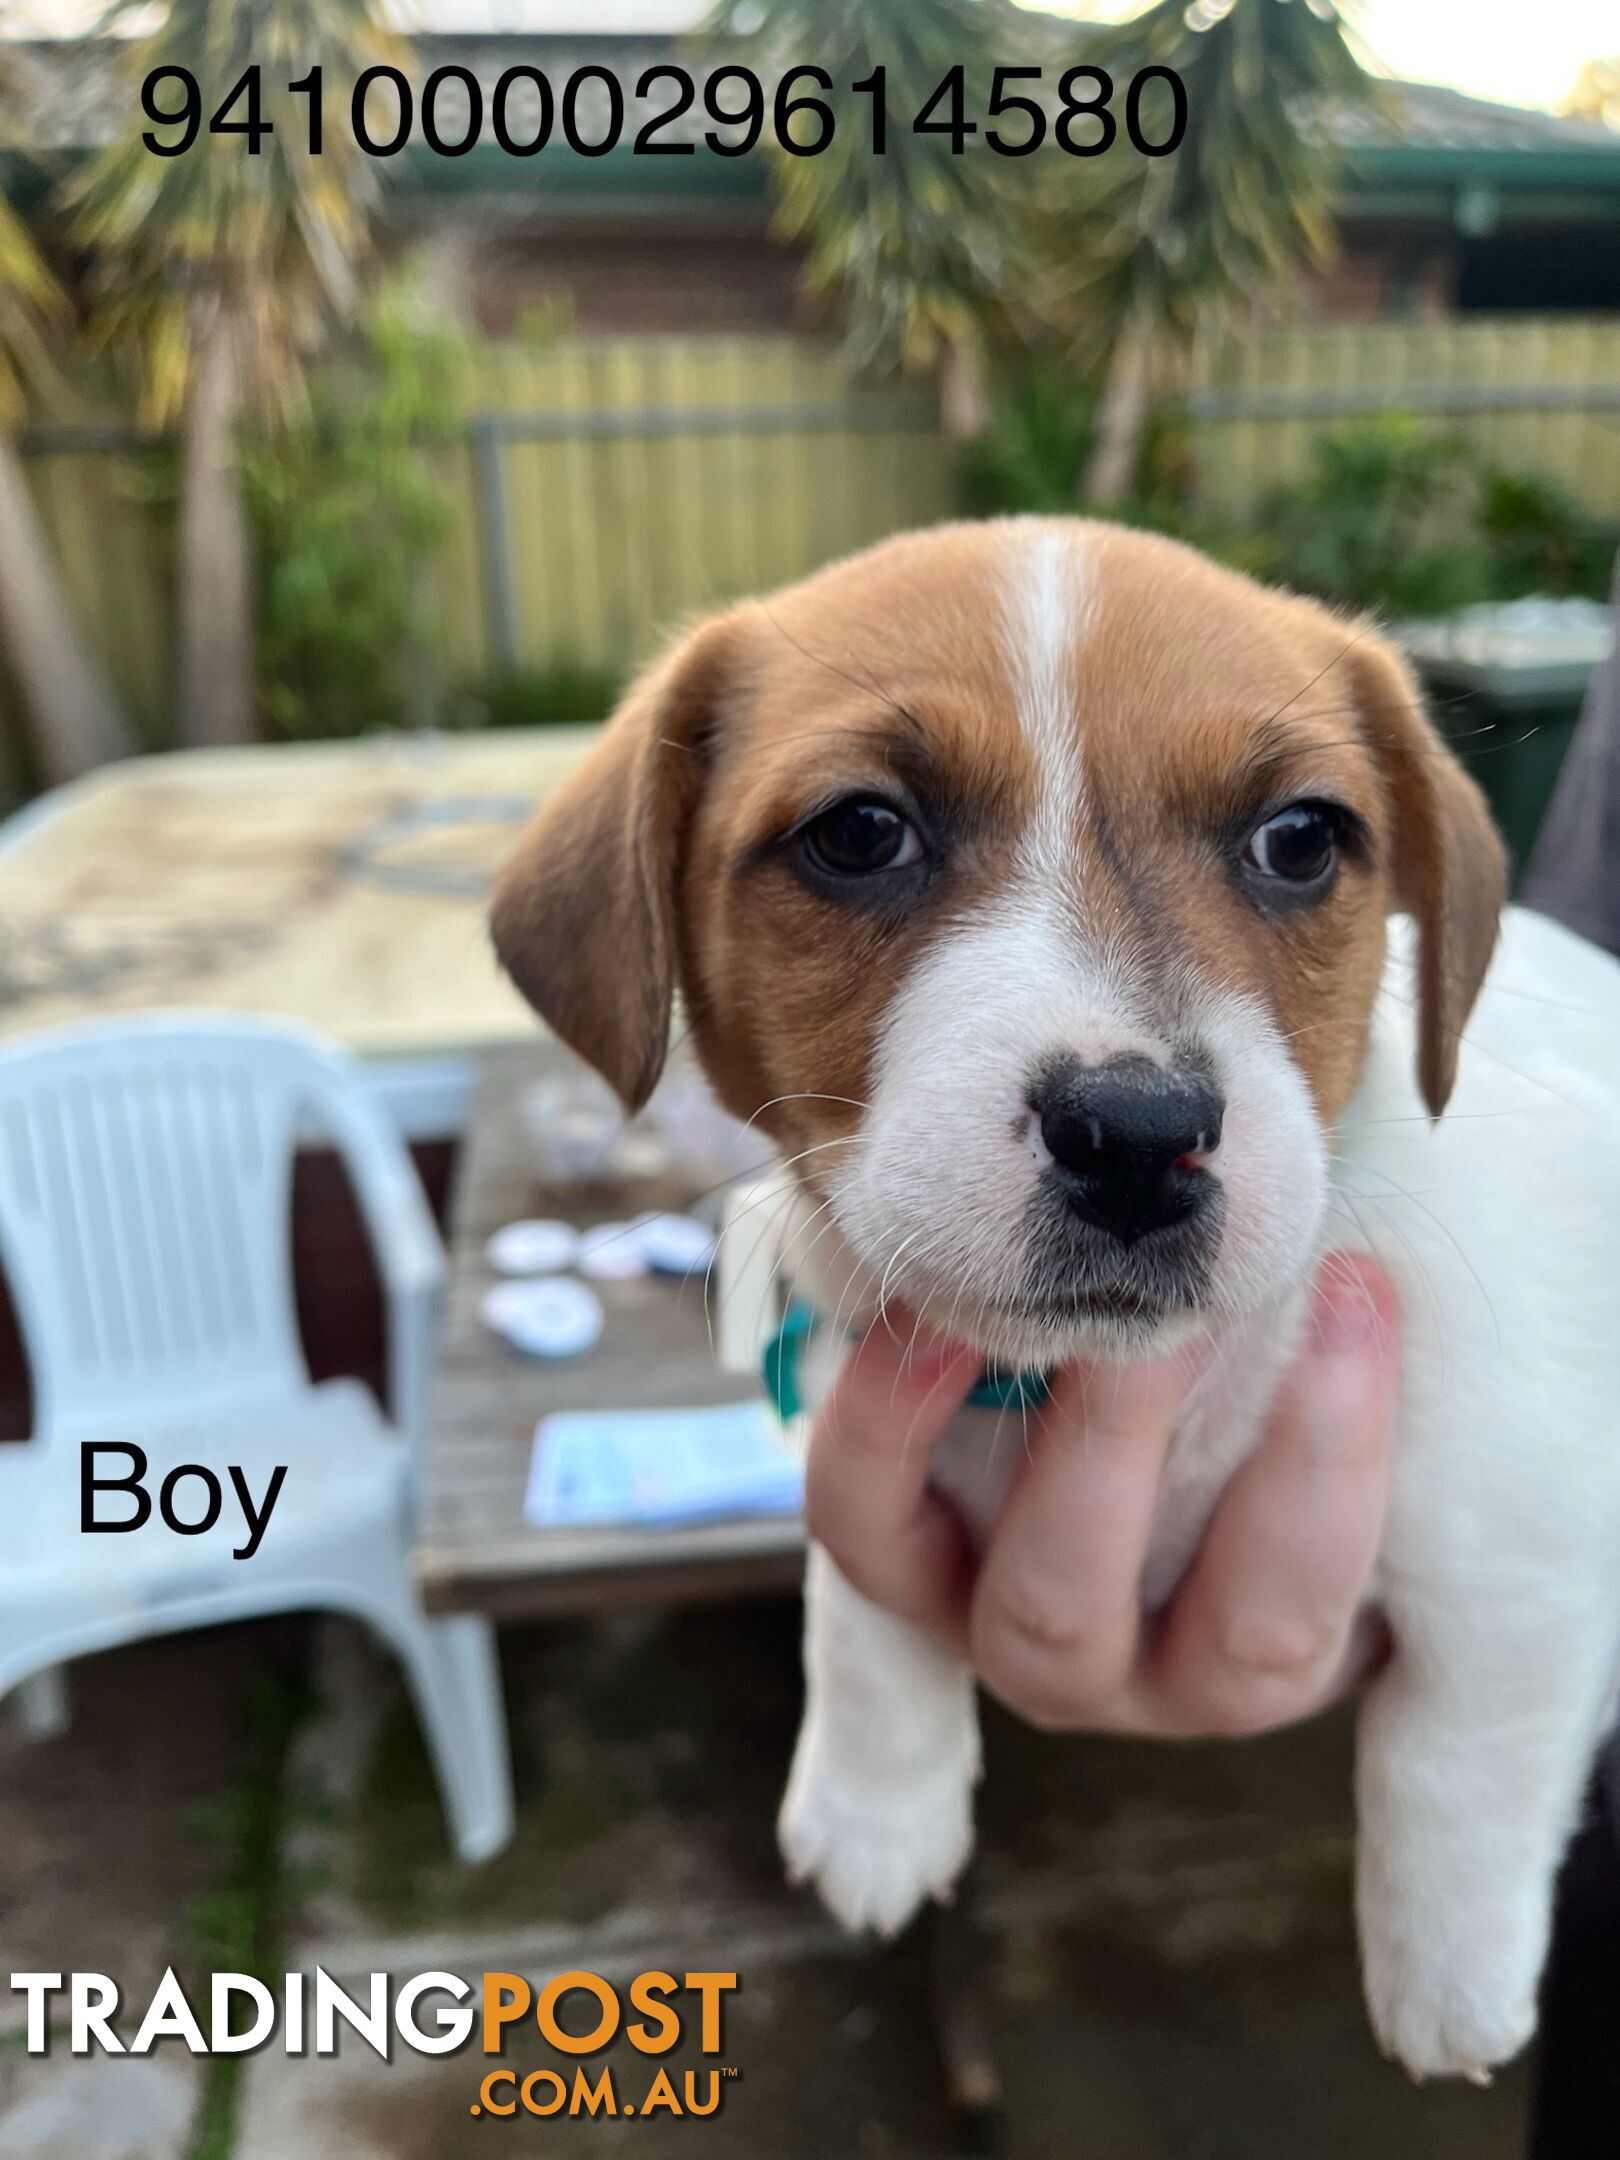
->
[0,46,68,427]
[1039,0,1384,364]
[70,0,400,422]
[706,0,1019,377]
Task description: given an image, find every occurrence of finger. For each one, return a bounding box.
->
[804,1306,981,1636]
[969,1346,1204,1728]
[1145,1252,1399,1737]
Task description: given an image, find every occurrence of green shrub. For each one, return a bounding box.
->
[1248,414,1490,616]
[1244,416,1616,616]
[961,381,1616,618]
[956,367,1194,534]
[245,289,471,740]
[957,370,1097,517]
[1476,465,1617,602]
[453,658,623,731]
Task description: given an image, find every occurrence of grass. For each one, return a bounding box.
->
[183,1667,314,2160]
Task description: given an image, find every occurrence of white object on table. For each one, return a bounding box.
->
[481,1277,604,1359]
[577,1222,649,1282]
[484,1218,580,1276]
[635,1211,717,1276]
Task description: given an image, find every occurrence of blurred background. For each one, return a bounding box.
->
[1,0,1617,837]
[0,6,1617,2158]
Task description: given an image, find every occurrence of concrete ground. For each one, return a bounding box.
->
[1,1600,1534,2159]
[0,1624,303,2159]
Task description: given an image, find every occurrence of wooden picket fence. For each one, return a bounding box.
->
[1189,315,1620,519]
[4,318,1619,772]
[439,335,949,680]
[5,418,176,759]
[1,335,949,759]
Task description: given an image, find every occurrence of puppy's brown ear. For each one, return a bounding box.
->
[490,613,740,1112]
[1348,633,1506,1117]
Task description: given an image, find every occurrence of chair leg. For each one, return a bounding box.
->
[393,1613,514,1866]
[14,1666,71,1743]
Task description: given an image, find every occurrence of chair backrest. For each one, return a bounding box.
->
[0,1015,355,1446]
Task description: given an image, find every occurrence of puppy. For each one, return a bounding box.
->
[492,517,1620,2080]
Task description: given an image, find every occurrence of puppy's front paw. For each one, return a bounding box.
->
[1360,1894,1542,2083]
[778,1743,974,1938]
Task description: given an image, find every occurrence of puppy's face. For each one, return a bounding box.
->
[494,519,1504,1363]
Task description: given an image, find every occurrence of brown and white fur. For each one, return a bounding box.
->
[492,518,1620,2081]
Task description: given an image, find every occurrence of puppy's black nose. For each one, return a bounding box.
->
[1030,1057,1223,1245]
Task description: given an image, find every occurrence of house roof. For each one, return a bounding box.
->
[1331,80,1617,155]
[387,0,709,26]
[4,29,1619,205]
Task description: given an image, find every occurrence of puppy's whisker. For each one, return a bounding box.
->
[756,602,927,737]
[774,1192,847,1310]
[1255,622,1373,734]
[741,1092,872,1134]
[1376,982,1600,1123]
[1328,1155,1503,1355]
[695,1140,857,1354]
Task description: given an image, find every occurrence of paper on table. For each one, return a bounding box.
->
[524,1403,804,1530]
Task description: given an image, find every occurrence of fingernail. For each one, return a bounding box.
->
[1310,1255,1392,1354]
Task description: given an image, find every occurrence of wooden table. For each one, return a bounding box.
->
[0,729,596,1131]
[416,1043,806,1618]
[416,1051,989,2150]
[0,729,610,1431]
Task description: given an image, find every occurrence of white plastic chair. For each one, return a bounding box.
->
[0,1013,513,1864]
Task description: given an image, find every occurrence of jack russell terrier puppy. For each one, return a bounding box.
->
[492,517,1620,2083]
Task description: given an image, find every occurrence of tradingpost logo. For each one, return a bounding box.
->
[474,1968,740,2120]
[10,1967,742,2122]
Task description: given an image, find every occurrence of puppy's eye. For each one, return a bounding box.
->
[1243,802,1342,888]
[798,796,922,878]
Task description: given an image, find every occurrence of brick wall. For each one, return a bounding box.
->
[471,221,815,337]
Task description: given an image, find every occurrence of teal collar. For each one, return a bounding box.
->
[762,1302,1050,1423]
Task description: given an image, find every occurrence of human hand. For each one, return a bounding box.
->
[803,1254,1399,1737]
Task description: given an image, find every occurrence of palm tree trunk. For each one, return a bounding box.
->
[0,428,135,786]
[1080,309,1155,510]
[177,306,256,747]
[939,334,990,444]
